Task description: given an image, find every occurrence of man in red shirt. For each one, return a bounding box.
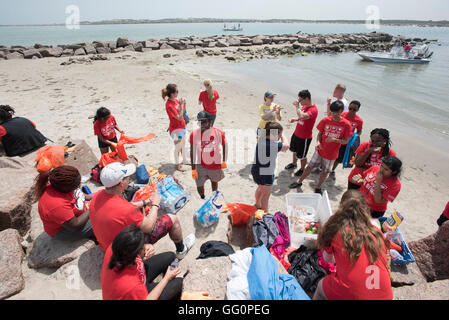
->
[289,100,352,194]
[330,100,363,178]
[190,111,227,199]
[285,90,319,177]
[89,162,195,259]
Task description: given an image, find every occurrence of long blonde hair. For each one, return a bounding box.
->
[204,79,214,100]
[317,190,390,265]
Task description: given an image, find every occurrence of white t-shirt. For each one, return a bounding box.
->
[329,97,349,113]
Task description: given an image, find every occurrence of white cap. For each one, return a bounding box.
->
[100,162,136,188]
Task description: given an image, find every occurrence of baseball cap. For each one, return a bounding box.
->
[197,111,211,121]
[264,91,276,98]
[100,162,136,188]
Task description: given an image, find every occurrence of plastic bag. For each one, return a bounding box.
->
[223,203,258,226]
[99,152,122,168]
[195,191,225,227]
[116,133,155,162]
[136,165,150,184]
[157,176,190,214]
[132,184,158,215]
[35,145,65,172]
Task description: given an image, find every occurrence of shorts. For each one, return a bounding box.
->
[370,210,386,219]
[289,134,312,160]
[251,165,274,186]
[308,151,334,174]
[169,128,187,142]
[196,164,225,187]
[336,144,347,163]
[145,215,174,244]
[98,136,118,149]
[256,128,262,137]
[347,181,361,190]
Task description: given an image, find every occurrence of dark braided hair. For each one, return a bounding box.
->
[0,105,15,122]
[93,107,111,123]
[370,128,391,158]
[109,225,145,272]
[34,165,81,199]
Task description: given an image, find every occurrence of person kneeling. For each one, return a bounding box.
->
[101,225,183,300]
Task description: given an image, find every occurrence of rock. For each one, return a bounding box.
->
[190,40,204,47]
[95,47,111,54]
[27,232,96,269]
[409,221,449,282]
[225,56,236,61]
[92,41,106,48]
[163,53,171,58]
[183,256,232,300]
[0,51,5,59]
[84,45,97,55]
[33,44,49,49]
[64,140,99,176]
[393,279,449,300]
[61,49,74,57]
[0,229,25,299]
[116,37,130,48]
[133,42,143,52]
[111,47,125,53]
[251,36,264,45]
[143,41,160,50]
[124,45,135,52]
[309,37,320,45]
[65,44,83,50]
[106,41,117,50]
[228,38,241,46]
[159,43,173,50]
[196,51,204,57]
[6,52,24,60]
[216,40,229,48]
[0,157,37,236]
[39,47,63,57]
[74,48,86,56]
[208,42,217,48]
[168,42,186,50]
[390,263,426,287]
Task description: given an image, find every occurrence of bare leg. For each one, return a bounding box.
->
[197,186,205,198]
[300,158,308,170]
[331,160,339,172]
[255,186,262,209]
[167,214,183,243]
[100,147,110,154]
[313,279,328,300]
[297,165,314,184]
[211,181,218,192]
[174,140,185,171]
[260,185,273,213]
[316,170,329,189]
[292,153,298,166]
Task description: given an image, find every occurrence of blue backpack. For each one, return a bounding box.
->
[136,165,149,184]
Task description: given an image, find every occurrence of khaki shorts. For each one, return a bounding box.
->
[196,164,225,187]
[308,151,335,173]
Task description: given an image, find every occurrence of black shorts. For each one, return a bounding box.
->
[347,181,361,190]
[336,144,347,163]
[289,134,312,160]
[370,210,386,219]
[98,136,118,149]
[251,165,274,186]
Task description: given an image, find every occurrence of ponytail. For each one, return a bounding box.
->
[162,84,177,100]
[204,80,214,100]
[34,170,51,199]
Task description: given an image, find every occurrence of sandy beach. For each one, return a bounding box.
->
[1,47,448,299]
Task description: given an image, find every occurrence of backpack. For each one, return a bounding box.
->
[91,164,103,185]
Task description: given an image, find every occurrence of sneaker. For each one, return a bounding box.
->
[329,171,336,180]
[176,233,196,260]
[314,188,323,195]
[294,169,304,177]
[289,182,303,189]
[285,163,297,170]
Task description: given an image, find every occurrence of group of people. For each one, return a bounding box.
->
[0,79,445,301]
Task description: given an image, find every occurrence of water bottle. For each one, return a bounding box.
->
[81,186,92,194]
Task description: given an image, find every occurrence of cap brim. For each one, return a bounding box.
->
[123,163,136,177]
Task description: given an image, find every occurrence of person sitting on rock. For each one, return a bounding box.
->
[101,225,183,300]
[89,162,195,259]
[34,165,95,241]
[0,105,47,157]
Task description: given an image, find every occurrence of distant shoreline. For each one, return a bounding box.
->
[1,19,449,28]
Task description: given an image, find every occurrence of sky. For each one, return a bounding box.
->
[1,0,449,25]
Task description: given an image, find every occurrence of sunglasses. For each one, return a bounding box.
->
[349,108,358,111]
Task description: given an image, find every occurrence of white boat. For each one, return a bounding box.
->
[223,23,243,32]
[358,42,433,64]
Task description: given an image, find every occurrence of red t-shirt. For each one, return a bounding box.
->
[189,127,226,170]
[316,116,352,160]
[443,202,449,219]
[89,190,144,251]
[199,90,220,115]
[359,166,401,212]
[0,120,36,141]
[165,99,186,133]
[101,245,148,300]
[348,142,397,186]
[94,115,117,140]
[294,104,318,139]
[341,112,363,134]
[38,186,86,236]
[322,230,392,300]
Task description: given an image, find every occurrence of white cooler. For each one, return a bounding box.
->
[286,191,333,248]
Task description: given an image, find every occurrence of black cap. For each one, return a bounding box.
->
[197,111,211,121]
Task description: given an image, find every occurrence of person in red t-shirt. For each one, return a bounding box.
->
[352,156,402,218]
[90,162,196,259]
[314,190,393,300]
[101,225,183,300]
[198,79,220,126]
[35,165,95,241]
[93,107,124,155]
[163,83,188,172]
[290,100,352,194]
[190,111,227,199]
[437,202,449,227]
[347,128,396,191]
[330,100,363,178]
[285,90,319,177]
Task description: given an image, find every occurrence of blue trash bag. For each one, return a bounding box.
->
[136,165,149,184]
[379,217,415,266]
[342,133,360,169]
[195,191,225,227]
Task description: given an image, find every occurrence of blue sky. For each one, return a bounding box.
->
[1,0,449,25]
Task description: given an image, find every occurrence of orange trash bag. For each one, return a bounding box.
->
[116,133,156,162]
[223,203,258,226]
[133,184,157,214]
[99,152,122,168]
[35,146,65,172]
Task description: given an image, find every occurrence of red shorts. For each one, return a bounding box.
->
[145,215,173,244]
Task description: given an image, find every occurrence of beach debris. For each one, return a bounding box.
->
[163,53,171,58]
[0,229,25,299]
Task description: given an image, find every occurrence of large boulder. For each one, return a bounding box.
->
[159,43,173,50]
[84,45,97,55]
[74,48,86,56]
[0,229,25,299]
[251,36,264,45]
[183,256,232,300]
[106,41,117,50]
[39,47,63,57]
[95,47,111,54]
[133,42,144,52]
[409,221,449,282]
[124,45,135,52]
[23,49,42,59]
[6,52,24,60]
[61,49,74,57]
[228,38,241,46]
[216,40,229,48]
[116,37,130,48]
[0,157,37,236]
[143,41,160,50]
